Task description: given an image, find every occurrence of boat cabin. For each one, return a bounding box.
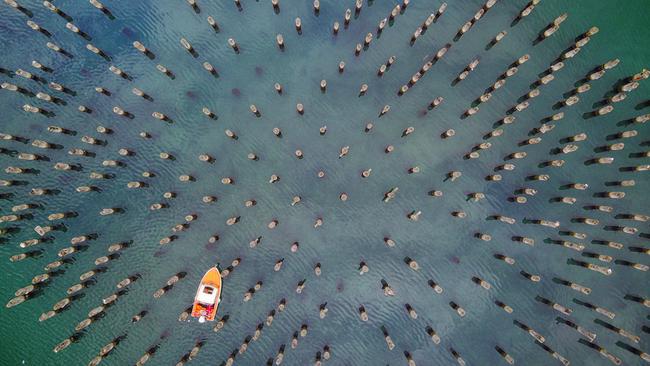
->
[197,284,219,306]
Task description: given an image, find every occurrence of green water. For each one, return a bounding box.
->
[1,0,648,365]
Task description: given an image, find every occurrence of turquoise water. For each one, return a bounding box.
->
[1,0,648,365]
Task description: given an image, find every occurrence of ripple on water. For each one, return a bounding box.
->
[1,1,649,366]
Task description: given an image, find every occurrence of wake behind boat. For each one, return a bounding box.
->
[191,267,222,323]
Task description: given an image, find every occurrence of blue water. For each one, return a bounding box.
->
[1,0,648,365]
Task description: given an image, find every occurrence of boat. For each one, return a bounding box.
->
[191,267,222,323]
